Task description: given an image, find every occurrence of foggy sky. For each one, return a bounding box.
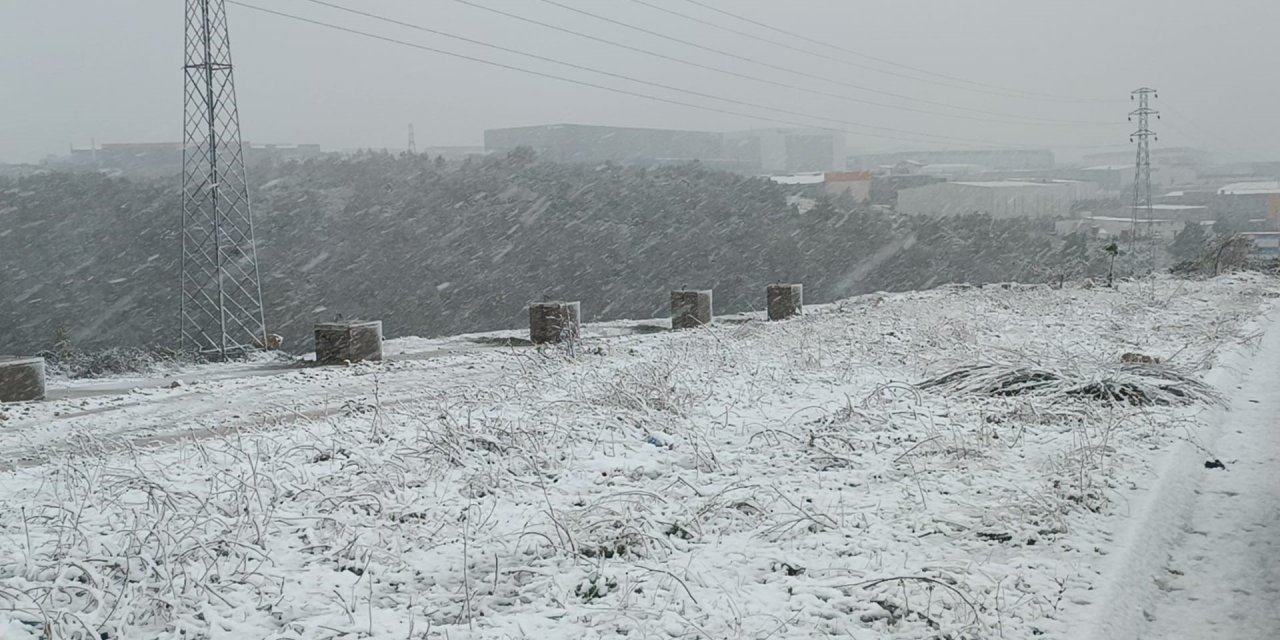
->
[3,0,1278,165]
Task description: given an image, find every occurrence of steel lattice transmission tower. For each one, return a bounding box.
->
[181,0,268,359]
[407,123,417,154]
[1128,87,1159,248]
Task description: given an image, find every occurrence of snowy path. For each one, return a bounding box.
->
[1141,313,1280,639]
[0,320,687,469]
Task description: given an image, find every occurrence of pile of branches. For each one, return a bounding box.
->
[918,361,1220,407]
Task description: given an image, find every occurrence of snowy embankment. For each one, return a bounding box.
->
[0,275,1275,639]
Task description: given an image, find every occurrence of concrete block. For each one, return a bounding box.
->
[314,321,383,365]
[529,301,581,344]
[671,290,713,329]
[0,356,46,402]
[767,284,803,321]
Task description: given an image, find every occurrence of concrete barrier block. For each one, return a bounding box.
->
[767,284,803,321]
[529,301,581,344]
[0,356,46,402]
[671,290,713,329]
[315,321,383,365]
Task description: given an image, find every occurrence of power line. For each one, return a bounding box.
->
[286,0,1043,148]
[1162,105,1259,161]
[453,0,1115,129]
[250,0,1126,152]
[631,0,1050,102]
[226,1,1039,149]
[532,0,1116,125]
[675,0,1122,105]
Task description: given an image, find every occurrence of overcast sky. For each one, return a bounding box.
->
[2,0,1277,164]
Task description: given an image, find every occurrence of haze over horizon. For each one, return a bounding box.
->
[3,0,1277,165]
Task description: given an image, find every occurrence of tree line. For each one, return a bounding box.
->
[0,150,1139,355]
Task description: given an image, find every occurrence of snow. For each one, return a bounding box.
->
[950,181,1059,189]
[1136,204,1206,211]
[1087,215,1174,223]
[768,173,825,185]
[0,275,1276,639]
[1139,323,1280,638]
[1218,181,1280,196]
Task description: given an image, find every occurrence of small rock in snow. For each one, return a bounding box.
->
[645,431,675,448]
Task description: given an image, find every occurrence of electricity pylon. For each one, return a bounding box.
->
[181,0,268,359]
[1128,87,1159,263]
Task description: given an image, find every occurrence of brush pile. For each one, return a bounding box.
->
[918,360,1221,406]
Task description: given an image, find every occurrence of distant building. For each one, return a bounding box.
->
[1216,181,1280,224]
[823,171,873,202]
[1079,165,1134,192]
[1218,181,1280,196]
[1136,203,1212,222]
[767,170,872,203]
[484,124,733,168]
[483,123,845,173]
[869,174,945,205]
[918,163,989,177]
[1081,147,1208,170]
[768,172,825,186]
[896,180,1072,218]
[1009,178,1100,202]
[1241,231,1280,258]
[849,149,1054,171]
[726,128,846,173]
[56,141,321,177]
[1157,189,1218,207]
[1077,162,1195,192]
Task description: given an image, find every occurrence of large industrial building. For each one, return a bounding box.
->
[896,180,1073,218]
[483,123,845,173]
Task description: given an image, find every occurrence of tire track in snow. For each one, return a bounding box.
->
[1140,315,1280,639]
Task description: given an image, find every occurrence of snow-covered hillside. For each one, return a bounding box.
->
[0,274,1275,639]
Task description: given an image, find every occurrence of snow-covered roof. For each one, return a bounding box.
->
[1134,204,1207,211]
[921,163,987,172]
[1086,216,1175,223]
[768,173,825,185]
[949,181,1059,188]
[1219,181,1280,196]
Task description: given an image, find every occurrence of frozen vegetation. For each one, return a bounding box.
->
[0,273,1274,639]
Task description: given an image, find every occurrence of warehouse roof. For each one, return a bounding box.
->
[768,172,825,185]
[949,181,1063,188]
[1134,204,1208,211]
[1219,181,1280,195]
[1086,216,1174,223]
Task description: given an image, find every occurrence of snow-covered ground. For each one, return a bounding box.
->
[1137,319,1280,640]
[0,274,1276,639]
